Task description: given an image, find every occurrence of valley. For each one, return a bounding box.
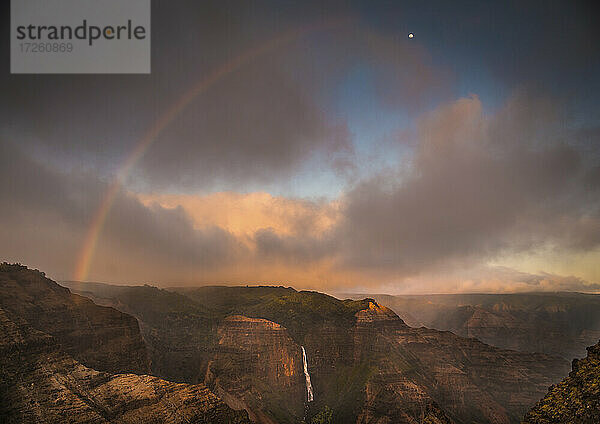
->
[63,280,572,423]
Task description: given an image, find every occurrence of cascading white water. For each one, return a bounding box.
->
[301,346,314,402]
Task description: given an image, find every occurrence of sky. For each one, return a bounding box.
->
[1,0,600,293]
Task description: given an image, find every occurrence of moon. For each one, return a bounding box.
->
[408,33,414,39]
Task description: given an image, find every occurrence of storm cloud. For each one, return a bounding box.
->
[3,91,598,292]
[1,1,599,292]
[0,142,246,283]
[336,94,600,277]
[0,1,447,192]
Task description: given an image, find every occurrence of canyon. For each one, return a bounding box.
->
[1,263,590,423]
[0,264,250,423]
[64,281,572,423]
[344,293,600,360]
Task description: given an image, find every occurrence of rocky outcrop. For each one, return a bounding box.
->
[64,282,571,424]
[523,340,600,423]
[358,379,454,424]
[352,301,570,424]
[0,264,149,374]
[206,315,305,423]
[0,306,250,423]
[60,282,217,384]
[352,303,454,423]
[367,293,600,360]
[0,264,251,424]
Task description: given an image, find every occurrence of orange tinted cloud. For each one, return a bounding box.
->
[137,191,340,238]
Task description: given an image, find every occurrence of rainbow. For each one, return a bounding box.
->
[73,19,348,282]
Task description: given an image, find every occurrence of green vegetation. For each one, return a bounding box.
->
[176,286,371,343]
[318,363,374,424]
[523,342,600,423]
[62,282,214,325]
[238,291,371,342]
[64,282,379,424]
[311,406,333,424]
[64,283,371,345]
[173,285,295,316]
[116,285,213,324]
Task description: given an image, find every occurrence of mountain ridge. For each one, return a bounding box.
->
[343,292,600,360]
[63,280,571,424]
[0,263,251,424]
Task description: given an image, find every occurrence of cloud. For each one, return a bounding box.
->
[0,142,246,283]
[1,1,599,293]
[138,191,340,237]
[0,2,352,190]
[133,91,600,288]
[334,94,600,278]
[0,142,346,286]
[1,91,599,291]
[0,1,451,193]
[386,266,600,295]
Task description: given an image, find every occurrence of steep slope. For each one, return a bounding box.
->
[182,288,569,423]
[0,264,251,424]
[358,293,600,360]
[352,303,569,423]
[62,282,217,383]
[66,282,570,424]
[523,340,600,423]
[62,283,368,423]
[0,264,149,374]
[353,303,455,424]
[0,306,250,423]
[206,315,305,423]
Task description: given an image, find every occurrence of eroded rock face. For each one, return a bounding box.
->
[523,340,600,424]
[368,293,600,360]
[63,282,572,424]
[0,264,149,374]
[351,301,570,424]
[59,282,217,384]
[358,378,454,424]
[206,315,305,423]
[0,306,251,424]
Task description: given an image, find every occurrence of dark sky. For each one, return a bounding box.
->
[1,1,599,292]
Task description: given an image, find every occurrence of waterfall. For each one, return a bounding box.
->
[301,346,314,402]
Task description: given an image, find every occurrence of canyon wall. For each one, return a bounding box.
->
[0,264,251,424]
[65,282,571,424]
[0,265,149,374]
